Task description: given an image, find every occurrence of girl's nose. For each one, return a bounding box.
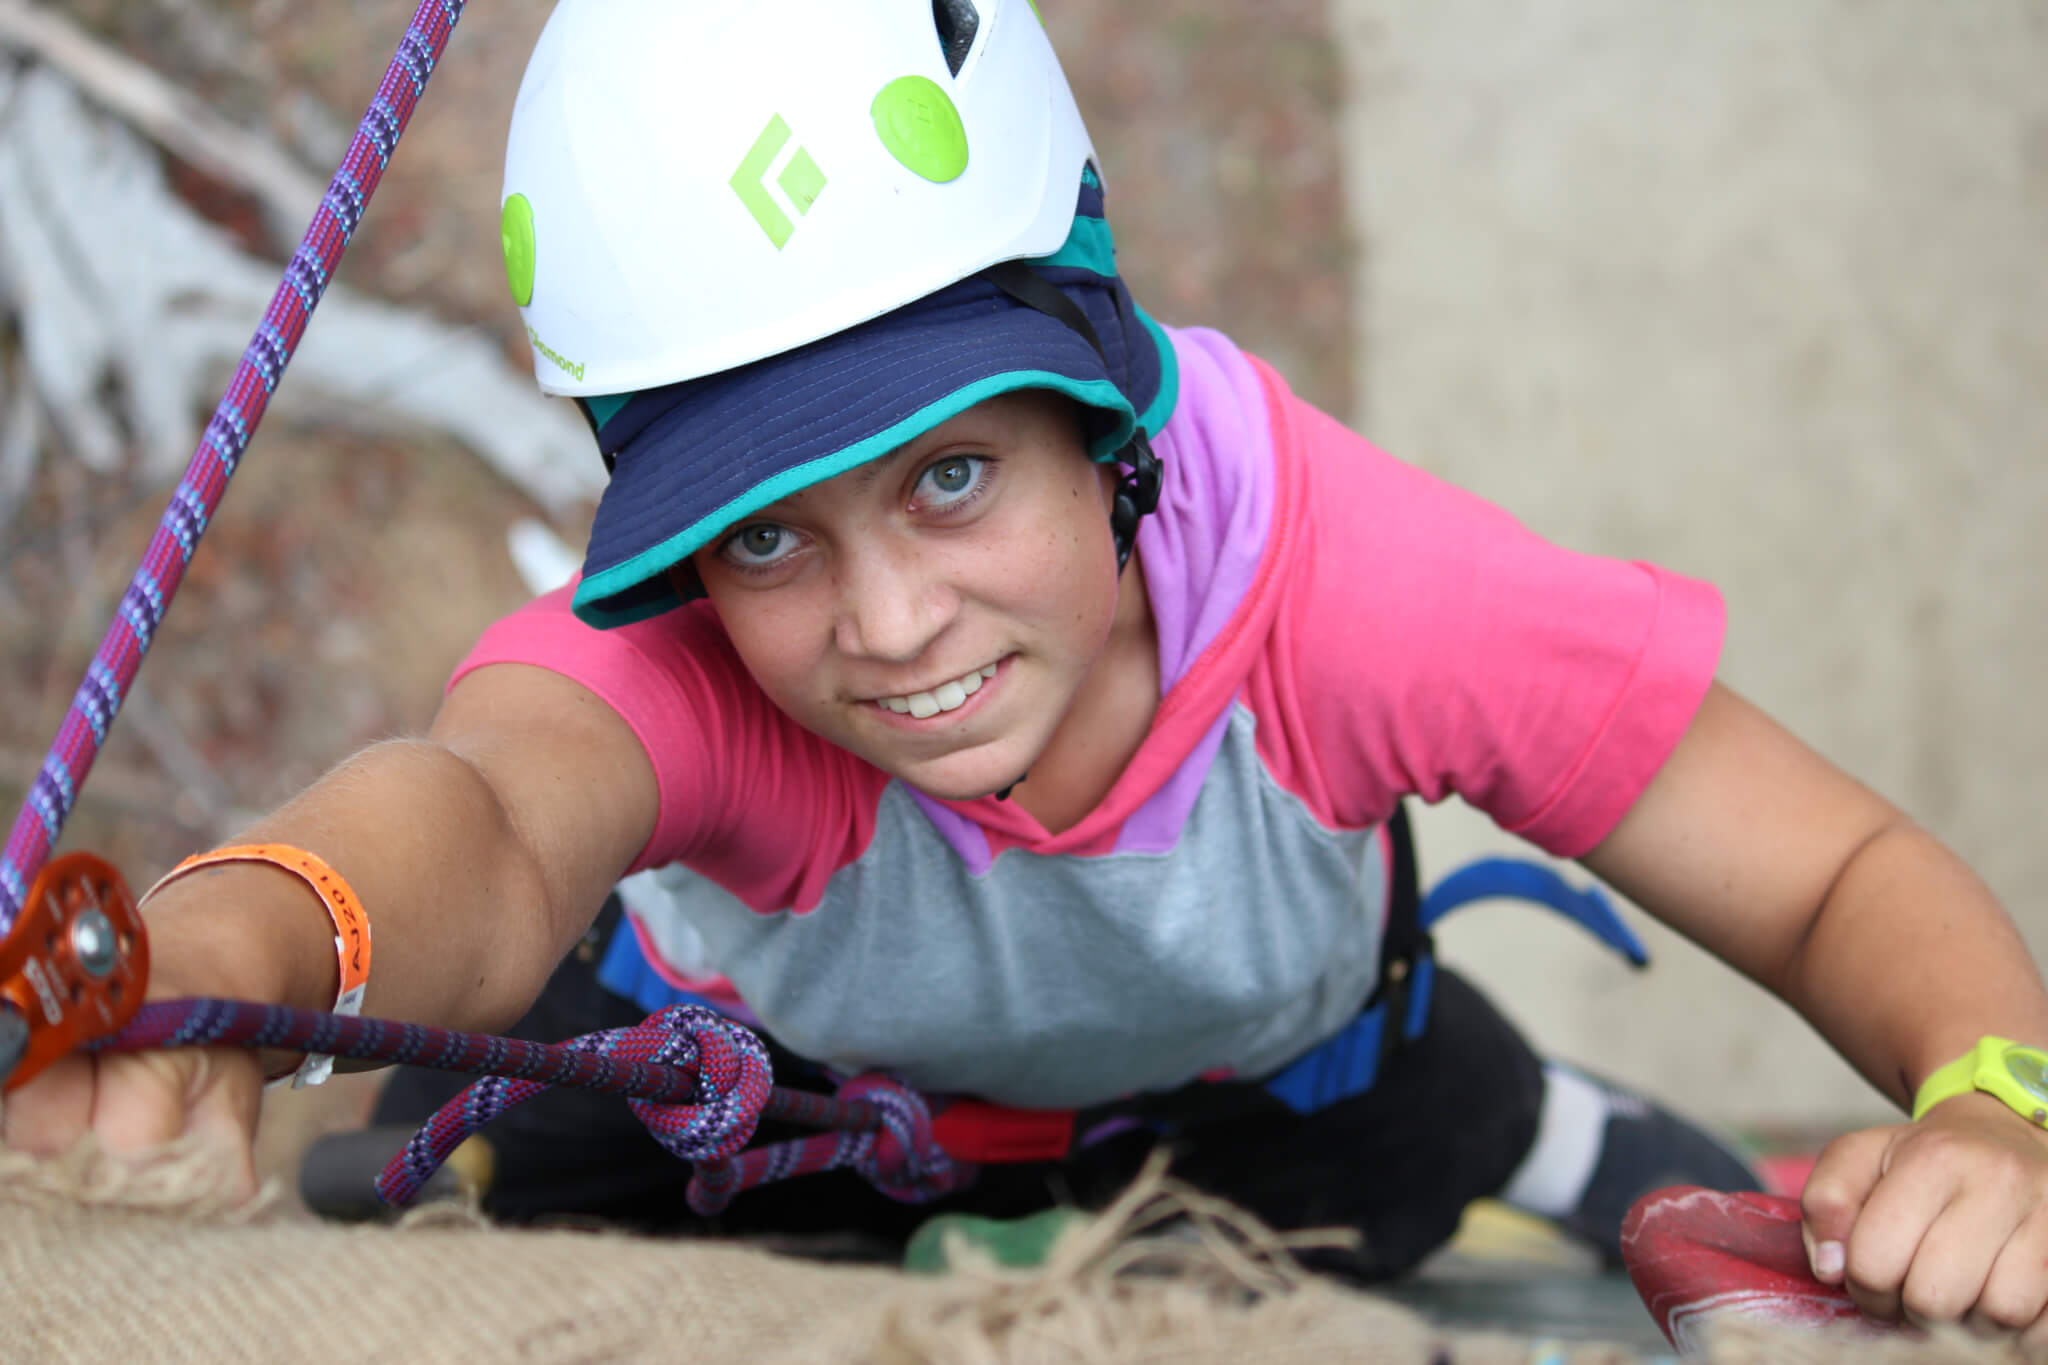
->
[832,538,956,662]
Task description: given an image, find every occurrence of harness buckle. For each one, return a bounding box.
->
[0,852,149,1092]
[1368,941,1433,1064]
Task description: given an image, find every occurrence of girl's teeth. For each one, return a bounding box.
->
[880,663,999,718]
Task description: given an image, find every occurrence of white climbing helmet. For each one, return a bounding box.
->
[499,0,1096,399]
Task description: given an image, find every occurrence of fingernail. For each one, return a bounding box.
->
[1812,1239,1845,1280]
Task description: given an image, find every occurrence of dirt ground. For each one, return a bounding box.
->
[2,2,1355,1202]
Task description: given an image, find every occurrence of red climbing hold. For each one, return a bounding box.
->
[1621,1186,1881,1353]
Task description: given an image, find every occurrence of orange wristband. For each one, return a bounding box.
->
[141,843,371,1087]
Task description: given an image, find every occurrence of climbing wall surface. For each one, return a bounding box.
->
[1334,0,2048,1127]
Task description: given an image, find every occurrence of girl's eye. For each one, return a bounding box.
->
[719,522,798,568]
[917,455,986,509]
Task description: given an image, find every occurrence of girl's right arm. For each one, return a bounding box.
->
[0,662,659,1192]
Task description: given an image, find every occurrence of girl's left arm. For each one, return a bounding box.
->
[1582,680,2048,1339]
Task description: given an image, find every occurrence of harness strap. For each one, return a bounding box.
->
[1263,813,1649,1114]
[930,1098,1075,1165]
[1262,804,1427,1114]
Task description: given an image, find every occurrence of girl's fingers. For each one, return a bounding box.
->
[91,1048,264,1199]
[1967,1206,2048,1336]
[1801,1125,1896,1284]
[1896,1187,2019,1327]
[2,1047,264,1204]
[88,1050,211,1153]
[0,1052,95,1155]
[1837,1132,1961,1322]
[180,1050,265,1198]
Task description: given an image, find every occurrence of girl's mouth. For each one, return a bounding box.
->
[870,659,1002,721]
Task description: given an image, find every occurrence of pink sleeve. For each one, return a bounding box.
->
[450,587,878,909]
[1255,393,1724,858]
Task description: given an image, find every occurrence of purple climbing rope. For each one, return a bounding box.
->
[0,0,469,934]
[92,997,740,1105]
[384,1044,966,1215]
[675,1072,967,1215]
[92,998,969,1214]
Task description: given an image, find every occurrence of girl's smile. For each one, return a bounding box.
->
[866,656,1006,723]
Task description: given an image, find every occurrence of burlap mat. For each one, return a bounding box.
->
[0,1139,2034,1364]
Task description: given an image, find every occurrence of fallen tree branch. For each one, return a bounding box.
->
[0,68,602,509]
[0,0,324,242]
[0,348,43,533]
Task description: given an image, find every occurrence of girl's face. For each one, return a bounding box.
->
[692,390,1128,801]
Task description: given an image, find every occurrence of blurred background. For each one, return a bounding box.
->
[0,0,2041,1190]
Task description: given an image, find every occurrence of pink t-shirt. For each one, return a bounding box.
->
[453,327,1720,1106]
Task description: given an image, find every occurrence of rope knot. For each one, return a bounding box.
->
[369,1003,976,1219]
[838,1073,965,1205]
[628,1004,773,1163]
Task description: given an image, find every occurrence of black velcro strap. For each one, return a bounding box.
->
[979,261,1108,361]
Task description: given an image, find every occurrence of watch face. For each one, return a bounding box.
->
[2001,1046,2048,1103]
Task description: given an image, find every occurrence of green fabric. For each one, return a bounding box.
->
[904,1207,1091,1274]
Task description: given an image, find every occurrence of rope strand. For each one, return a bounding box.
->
[93,998,969,1213]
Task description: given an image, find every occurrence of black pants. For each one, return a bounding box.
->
[374,899,1545,1281]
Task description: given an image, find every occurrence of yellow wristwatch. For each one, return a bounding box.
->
[1911,1036,2048,1125]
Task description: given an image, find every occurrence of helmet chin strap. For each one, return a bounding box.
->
[977,262,1161,568]
[1107,430,1161,570]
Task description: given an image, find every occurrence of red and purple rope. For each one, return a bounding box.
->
[92,998,968,1213]
[0,0,468,933]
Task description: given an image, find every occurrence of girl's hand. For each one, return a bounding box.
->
[1802,1094,2048,1343]
[0,980,264,1200]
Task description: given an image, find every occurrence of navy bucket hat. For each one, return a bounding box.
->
[571,173,1180,628]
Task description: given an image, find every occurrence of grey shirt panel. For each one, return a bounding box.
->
[631,705,1389,1108]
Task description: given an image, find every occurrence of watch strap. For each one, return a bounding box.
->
[1910,1038,2002,1120]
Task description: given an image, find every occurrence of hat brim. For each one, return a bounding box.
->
[572,276,1142,628]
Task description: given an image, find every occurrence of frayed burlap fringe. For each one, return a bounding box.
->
[0,1129,277,1221]
[1705,1319,2043,1364]
[870,1153,1634,1365]
[0,1138,2037,1364]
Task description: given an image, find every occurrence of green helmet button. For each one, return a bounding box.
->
[871,76,969,183]
[501,194,536,307]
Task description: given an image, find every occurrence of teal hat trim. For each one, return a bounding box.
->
[573,371,1133,628]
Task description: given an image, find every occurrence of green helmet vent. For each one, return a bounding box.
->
[872,76,969,183]
[501,194,536,307]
